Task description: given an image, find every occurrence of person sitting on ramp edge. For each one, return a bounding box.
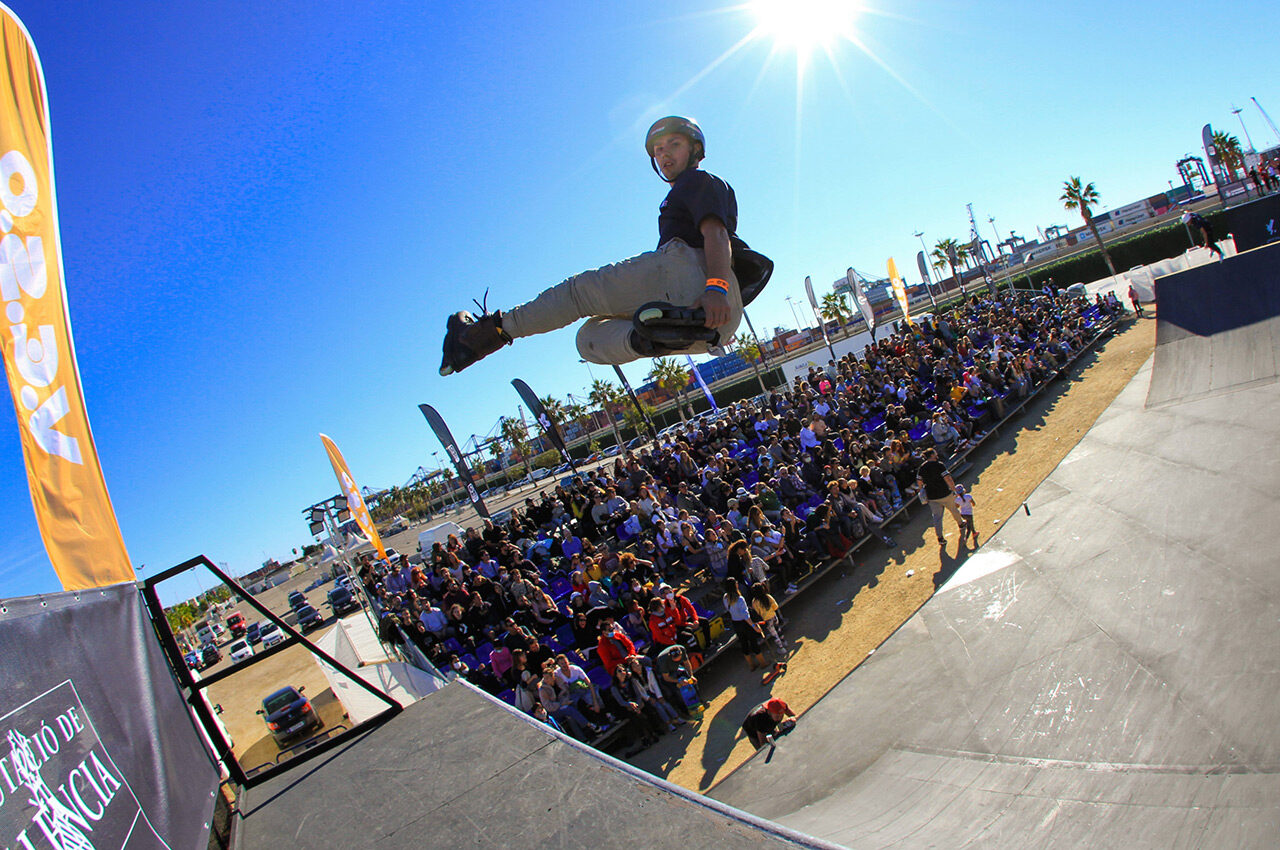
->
[439,116,771,375]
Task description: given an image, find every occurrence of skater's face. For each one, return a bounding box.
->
[651,132,695,180]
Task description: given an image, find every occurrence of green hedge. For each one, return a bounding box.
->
[1010,210,1226,289]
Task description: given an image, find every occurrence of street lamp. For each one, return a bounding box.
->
[784,295,804,331]
[988,216,1014,294]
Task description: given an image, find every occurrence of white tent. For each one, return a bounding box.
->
[310,615,443,724]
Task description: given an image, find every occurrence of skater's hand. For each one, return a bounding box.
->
[693,289,730,329]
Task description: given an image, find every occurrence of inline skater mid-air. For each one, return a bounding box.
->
[439,116,771,375]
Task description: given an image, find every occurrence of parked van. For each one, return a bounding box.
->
[417,521,465,554]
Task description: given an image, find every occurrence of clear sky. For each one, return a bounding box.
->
[1,0,1276,602]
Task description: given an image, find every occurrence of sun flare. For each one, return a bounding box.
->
[749,0,862,55]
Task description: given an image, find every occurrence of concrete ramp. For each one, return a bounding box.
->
[233,681,839,849]
[712,344,1280,847]
[1146,241,1280,407]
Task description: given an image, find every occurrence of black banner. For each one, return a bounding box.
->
[0,584,218,849]
[1223,192,1280,252]
[511,378,575,470]
[419,403,491,519]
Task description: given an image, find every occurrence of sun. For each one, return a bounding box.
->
[748,0,862,56]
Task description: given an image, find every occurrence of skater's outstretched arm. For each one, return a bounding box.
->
[692,216,733,329]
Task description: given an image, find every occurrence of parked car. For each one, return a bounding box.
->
[602,444,622,457]
[386,516,410,535]
[383,548,401,563]
[287,590,307,611]
[200,643,221,668]
[305,577,327,591]
[227,638,254,662]
[295,604,323,633]
[245,621,262,645]
[259,622,285,648]
[327,587,359,617]
[257,686,323,748]
[625,436,646,450]
[183,651,201,670]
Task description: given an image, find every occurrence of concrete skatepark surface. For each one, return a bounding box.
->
[232,681,838,849]
[710,245,1280,847]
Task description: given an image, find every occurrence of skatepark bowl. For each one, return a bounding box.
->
[234,242,1278,849]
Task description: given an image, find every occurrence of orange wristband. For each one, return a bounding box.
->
[705,277,729,294]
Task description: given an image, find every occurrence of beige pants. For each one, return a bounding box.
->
[502,239,743,365]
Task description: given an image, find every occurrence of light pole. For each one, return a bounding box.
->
[784,295,804,331]
[988,216,1014,294]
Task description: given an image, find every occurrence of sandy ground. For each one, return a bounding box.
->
[628,316,1158,792]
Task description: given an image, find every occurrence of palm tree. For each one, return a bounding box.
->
[1210,130,1244,180]
[931,238,969,295]
[622,398,656,439]
[1060,176,1118,279]
[648,357,693,421]
[729,333,769,396]
[499,415,532,478]
[819,291,854,338]
[587,378,626,449]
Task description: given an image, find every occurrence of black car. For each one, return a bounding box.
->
[327,587,359,617]
[295,604,323,633]
[287,590,307,611]
[257,686,323,748]
[201,643,221,668]
[245,622,262,645]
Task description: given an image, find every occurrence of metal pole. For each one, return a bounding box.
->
[784,295,803,331]
[989,216,1014,294]
[741,310,774,395]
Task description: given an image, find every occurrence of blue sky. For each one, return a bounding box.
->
[1,0,1276,601]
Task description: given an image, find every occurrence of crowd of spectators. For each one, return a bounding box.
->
[352,288,1124,755]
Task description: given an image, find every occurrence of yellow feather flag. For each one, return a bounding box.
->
[887,257,915,328]
[0,7,133,589]
[319,434,389,562]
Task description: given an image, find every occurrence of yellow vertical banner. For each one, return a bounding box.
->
[319,433,388,562]
[0,6,133,589]
[887,257,915,328]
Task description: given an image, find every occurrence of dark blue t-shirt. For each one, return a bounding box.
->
[657,168,737,249]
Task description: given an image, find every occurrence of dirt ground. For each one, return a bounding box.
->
[628,316,1158,792]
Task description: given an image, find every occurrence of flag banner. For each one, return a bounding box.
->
[888,258,914,327]
[0,6,133,590]
[418,403,491,520]
[511,378,574,468]
[916,251,931,285]
[684,355,718,412]
[319,433,389,561]
[0,584,219,849]
[1201,124,1224,186]
[847,268,877,338]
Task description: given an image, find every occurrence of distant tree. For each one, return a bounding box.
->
[648,357,693,421]
[500,415,533,477]
[1210,130,1244,179]
[931,238,969,294]
[588,378,626,448]
[729,333,769,396]
[819,291,853,338]
[1060,176,1118,278]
